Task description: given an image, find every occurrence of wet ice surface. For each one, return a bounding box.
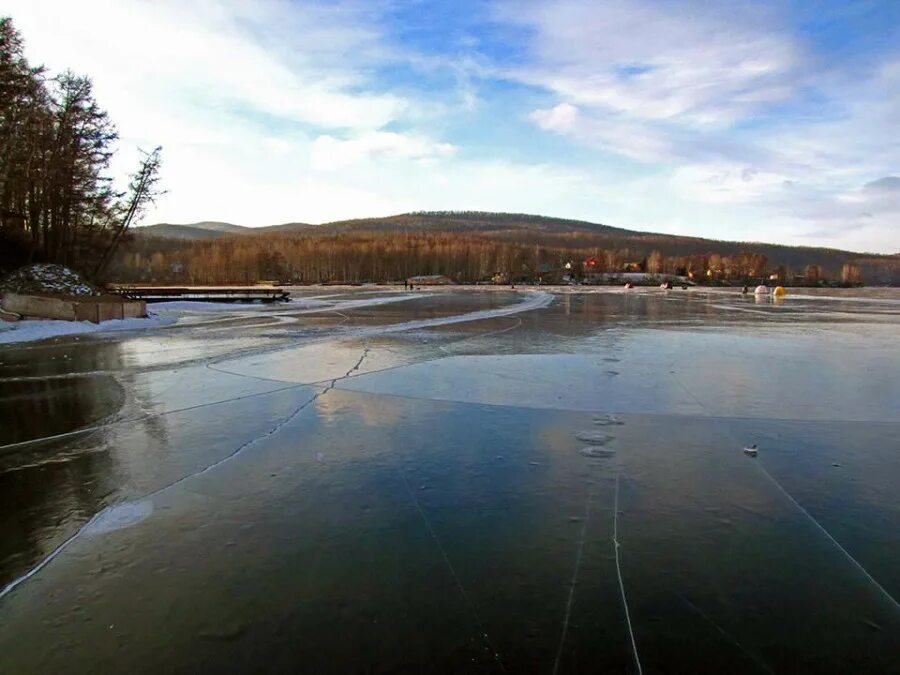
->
[1,287,899,673]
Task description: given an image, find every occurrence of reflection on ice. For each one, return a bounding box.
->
[1,287,899,673]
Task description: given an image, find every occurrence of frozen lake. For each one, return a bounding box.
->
[1,287,898,673]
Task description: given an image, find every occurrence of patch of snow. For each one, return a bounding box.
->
[0,263,97,296]
[83,500,154,535]
[0,314,175,345]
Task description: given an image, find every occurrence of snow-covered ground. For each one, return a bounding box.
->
[0,296,332,344]
[0,314,177,345]
[0,292,419,345]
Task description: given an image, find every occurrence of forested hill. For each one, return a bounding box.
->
[132,211,892,273]
[138,212,638,238]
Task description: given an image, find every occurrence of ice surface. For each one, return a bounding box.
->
[336,327,898,422]
[1,287,899,673]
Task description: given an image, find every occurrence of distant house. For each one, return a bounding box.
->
[585,271,691,286]
[407,274,453,286]
[583,256,601,271]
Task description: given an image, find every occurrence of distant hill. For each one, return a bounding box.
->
[138,222,249,239]
[117,211,900,284]
[134,211,890,272]
[256,221,315,234]
[253,213,638,236]
[138,213,636,238]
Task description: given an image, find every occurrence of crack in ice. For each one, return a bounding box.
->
[753,461,900,614]
[398,468,507,673]
[0,347,370,602]
[672,366,900,616]
[614,473,643,675]
[552,478,596,675]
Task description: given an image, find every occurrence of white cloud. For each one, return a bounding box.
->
[8,0,407,134]
[310,132,456,171]
[670,163,792,204]
[3,0,457,226]
[530,102,674,161]
[501,0,799,126]
[503,1,900,251]
[530,102,579,132]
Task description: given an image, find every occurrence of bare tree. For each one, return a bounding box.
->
[94,146,163,278]
[1,17,161,278]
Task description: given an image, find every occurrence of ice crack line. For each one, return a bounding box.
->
[0,381,311,452]
[675,591,775,674]
[3,293,549,450]
[0,348,370,602]
[438,317,522,356]
[614,473,643,675]
[150,346,368,496]
[752,461,900,613]
[398,468,507,673]
[671,367,900,616]
[552,478,596,675]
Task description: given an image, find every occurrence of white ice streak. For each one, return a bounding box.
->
[281,293,421,316]
[359,292,553,336]
[165,293,421,328]
[754,461,900,613]
[0,514,101,600]
[398,467,507,672]
[437,316,523,355]
[0,381,309,453]
[613,473,643,675]
[552,479,596,675]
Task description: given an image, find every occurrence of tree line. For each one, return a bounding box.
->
[0,17,161,279]
[108,227,900,285]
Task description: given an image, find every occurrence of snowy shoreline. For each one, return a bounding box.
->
[3,285,895,346]
[0,314,177,345]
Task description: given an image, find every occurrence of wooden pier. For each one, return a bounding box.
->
[110,286,291,303]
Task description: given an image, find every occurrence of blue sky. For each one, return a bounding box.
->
[8,0,900,252]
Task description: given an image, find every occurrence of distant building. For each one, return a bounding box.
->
[583,256,601,271]
[585,272,692,286]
